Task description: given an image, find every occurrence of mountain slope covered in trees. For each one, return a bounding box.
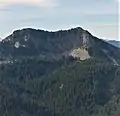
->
[0,27,120,116]
[0,57,120,116]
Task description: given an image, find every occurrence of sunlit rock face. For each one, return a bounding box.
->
[82,30,90,46]
[69,48,90,60]
[68,31,91,60]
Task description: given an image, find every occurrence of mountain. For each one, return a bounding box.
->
[107,40,120,48]
[0,27,120,63]
[0,27,120,116]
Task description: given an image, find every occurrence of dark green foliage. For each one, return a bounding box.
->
[0,57,120,116]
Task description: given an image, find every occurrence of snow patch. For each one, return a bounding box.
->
[15,42,20,48]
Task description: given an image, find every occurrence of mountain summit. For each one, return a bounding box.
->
[0,27,120,64]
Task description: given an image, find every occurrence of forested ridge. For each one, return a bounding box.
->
[0,27,120,116]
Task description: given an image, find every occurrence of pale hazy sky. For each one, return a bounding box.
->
[0,0,119,40]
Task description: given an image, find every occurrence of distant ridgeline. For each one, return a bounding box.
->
[107,40,120,48]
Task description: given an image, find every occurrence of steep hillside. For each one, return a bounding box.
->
[0,58,120,116]
[0,27,120,62]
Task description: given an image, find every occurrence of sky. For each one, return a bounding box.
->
[0,0,119,41]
